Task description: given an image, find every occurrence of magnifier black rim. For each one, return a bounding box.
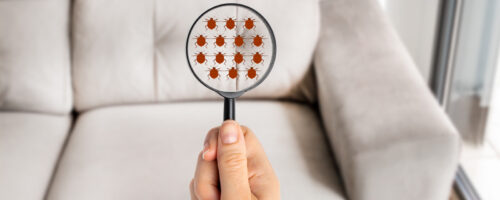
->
[185,3,277,99]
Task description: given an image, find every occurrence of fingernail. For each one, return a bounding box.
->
[220,122,238,144]
[202,143,209,160]
[202,149,207,160]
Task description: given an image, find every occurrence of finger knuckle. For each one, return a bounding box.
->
[208,127,219,134]
[240,126,255,138]
[240,125,249,133]
[221,151,246,170]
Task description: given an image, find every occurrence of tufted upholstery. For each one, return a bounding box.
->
[72,0,319,111]
[0,0,72,114]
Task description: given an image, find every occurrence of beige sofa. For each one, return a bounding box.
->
[0,0,460,199]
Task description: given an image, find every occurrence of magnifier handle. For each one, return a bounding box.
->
[224,98,235,121]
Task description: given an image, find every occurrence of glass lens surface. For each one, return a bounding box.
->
[186,4,275,93]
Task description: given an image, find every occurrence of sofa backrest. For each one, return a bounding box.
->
[0,0,72,114]
[71,0,320,111]
[0,0,320,113]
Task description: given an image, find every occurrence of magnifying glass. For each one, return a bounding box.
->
[186,3,276,121]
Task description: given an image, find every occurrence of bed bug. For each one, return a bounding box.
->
[215,35,226,47]
[227,67,239,79]
[233,52,244,64]
[195,52,207,64]
[215,52,226,64]
[252,52,263,64]
[246,67,258,79]
[234,35,244,47]
[244,18,256,30]
[208,67,220,79]
[252,35,263,47]
[225,18,235,30]
[195,35,207,47]
[206,18,217,30]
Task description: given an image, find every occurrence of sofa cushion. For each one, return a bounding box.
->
[47,101,345,199]
[72,0,319,111]
[0,0,72,114]
[0,112,71,200]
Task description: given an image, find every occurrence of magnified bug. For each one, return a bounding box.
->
[244,18,256,30]
[194,52,207,64]
[233,52,244,64]
[208,67,221,79]
[215,35,226,47]
[251,52,264,64]
[214,52,227,64]
[225,18,236,30]
[205,17,218,30]
[194,35,207,47]
[246,67,260,79]
[252,35,264,47]
[227,67,239,79]
[234,35,245,47]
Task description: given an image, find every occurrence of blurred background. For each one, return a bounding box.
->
[378,0,500,199]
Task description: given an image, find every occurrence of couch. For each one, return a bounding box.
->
[0,0,460,199]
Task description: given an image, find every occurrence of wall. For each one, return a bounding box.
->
[377,0,440,83]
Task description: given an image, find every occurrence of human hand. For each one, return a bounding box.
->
[190,120,280,200]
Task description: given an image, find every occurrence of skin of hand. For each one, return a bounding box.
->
[190,120,280,200]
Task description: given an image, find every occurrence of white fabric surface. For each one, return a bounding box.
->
[47,101,345,200]
[0,0,72,114]
[0,112,71,200]
[72,0,318,111]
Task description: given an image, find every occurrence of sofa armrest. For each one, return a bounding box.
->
[314,0,460,199]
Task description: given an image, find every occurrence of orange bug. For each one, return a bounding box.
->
[215,35,226,47]
[234,35,244,47]
[194,52,207,64]
[252,52,263,64]
[205,18,217,30]
[208,67,220,79]
[227,67,239,79]
[233,52,244,64]
[252,35,263,47]
[225,18,236,30]
[214,52,226,64]
[246,67,259,79]
[195,35,207,47]
[244,18,256,30]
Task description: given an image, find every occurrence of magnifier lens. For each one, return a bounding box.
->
[186,4,276,95]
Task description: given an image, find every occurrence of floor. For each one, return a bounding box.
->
[460,143,500,199]
[459,66,500,200]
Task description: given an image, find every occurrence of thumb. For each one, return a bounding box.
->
[217,120,251,199]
